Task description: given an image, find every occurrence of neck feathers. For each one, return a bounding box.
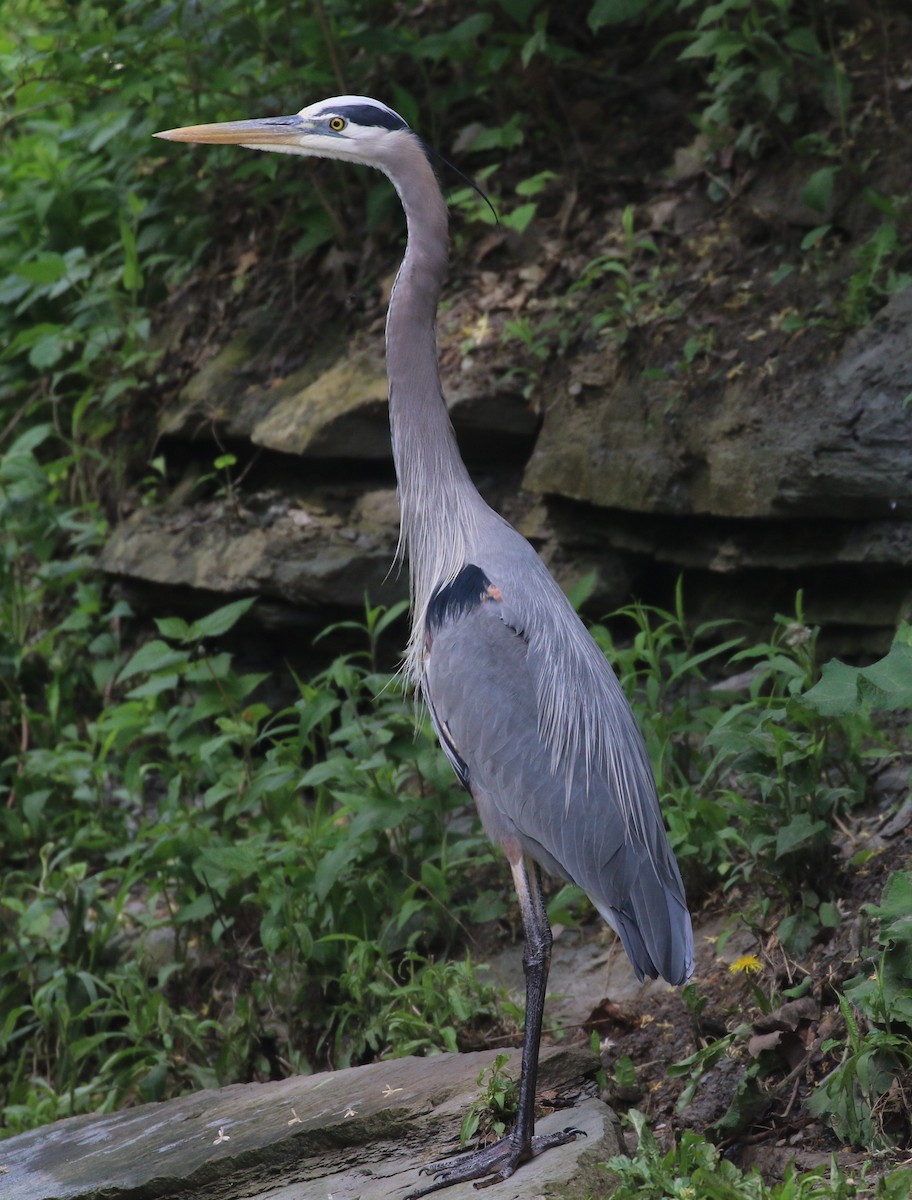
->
[382,133,484,682]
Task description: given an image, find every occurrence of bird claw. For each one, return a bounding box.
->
[403,1127,582,1198]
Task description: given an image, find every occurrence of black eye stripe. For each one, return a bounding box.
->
[316,104,408,131]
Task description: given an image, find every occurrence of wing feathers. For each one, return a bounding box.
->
[423,583,694,985]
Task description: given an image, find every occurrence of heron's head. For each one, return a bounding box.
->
[154,95,415,169]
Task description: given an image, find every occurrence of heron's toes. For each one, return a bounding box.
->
[403,1126,581,1198]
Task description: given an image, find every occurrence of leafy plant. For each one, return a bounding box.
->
[1,593,507,1131]
[459,1052,519,1147]
[840,219,912,329]
[595,590,875,953]
[604,1108,912,1200]
[810,872,912,1149]
[674,0,853,160]
[804,622,912,718]
[572,205,673,343]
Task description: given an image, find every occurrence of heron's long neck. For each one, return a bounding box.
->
[384,138,486,668]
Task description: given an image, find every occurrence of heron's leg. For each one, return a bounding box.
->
[403,855,580,1198]
[511,854,553,1154]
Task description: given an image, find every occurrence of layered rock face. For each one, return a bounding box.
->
[100,288,912,649]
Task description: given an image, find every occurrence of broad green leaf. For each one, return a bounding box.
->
[784,26,822,57]
[194,844,261,886]
[188,597,257,641]
[588,0,653,31]
[314,838,367,904]
[175,892,215,924]
[3,423,54,458]
[515,170,557,197]
[803,631,912,715]
[14,253,67,284]
[155,616,191,642]
[503,202,537,234]
[802,166,837,214]
[29,329,71,369]
[118,639,188,682]
[775,813,827,858]
[869,870,912,931]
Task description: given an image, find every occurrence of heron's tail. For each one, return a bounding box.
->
[595,872,694,986]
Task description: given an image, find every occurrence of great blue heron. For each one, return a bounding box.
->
[156,96,694,1195]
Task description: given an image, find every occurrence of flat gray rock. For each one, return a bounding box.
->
[0,1046,619,1200]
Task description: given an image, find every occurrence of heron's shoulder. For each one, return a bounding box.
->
[426,563,505,636]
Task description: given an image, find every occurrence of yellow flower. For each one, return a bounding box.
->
[729,954,763,975]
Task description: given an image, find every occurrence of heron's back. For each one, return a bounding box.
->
[423,572,694,986]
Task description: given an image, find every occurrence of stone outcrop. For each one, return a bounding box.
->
[525,288,912,521]
[100,286,912,648]
[0,1046,618,1200]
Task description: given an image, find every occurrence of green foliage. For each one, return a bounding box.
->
[673,0,853,159]
[840,219,912,329]
[668,1028,740,1110]
[604,1108,912,1200]
[810,872,912,1149]
[453,166,560,240]
[595,588,875,953]
[0,423,112,771]
[0,0,591,485]
[805,623,912,717]
[500,201,678,384]
[573,205,676,343]
[0,593,507,1132]
[459,1052,519,1147]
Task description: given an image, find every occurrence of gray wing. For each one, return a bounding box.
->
[424,580,692,986]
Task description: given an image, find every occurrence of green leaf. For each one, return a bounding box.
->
[778,909,820,958]
[869,870,912,930]
[14,253,68,284]
[187,597,256,641]
[194,844,261,890]
[803,630,912,715]
[565,572,597,612]
[588,0,653,31]
[292,208,335,258]
[679,30,742,63]
[801,167,837,214]
[119,213,142,292]
[314,837,366,904]
[3,423,54,458]
[155,616,191,642]
[118,639,188,682]
[784,26,823,58]
[175,892,216,924]
[775,813,827,858]
[29,328,71,369]
[515,170,557,197]
[502,202,537,233]
[468,113,525,151]
[800,223,831,251]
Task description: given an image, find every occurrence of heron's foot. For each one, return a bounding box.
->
[403,1126,583,1199]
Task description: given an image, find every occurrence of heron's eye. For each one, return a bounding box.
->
[329,116,346,132]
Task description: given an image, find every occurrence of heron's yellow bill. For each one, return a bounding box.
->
[154,116,304,145]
